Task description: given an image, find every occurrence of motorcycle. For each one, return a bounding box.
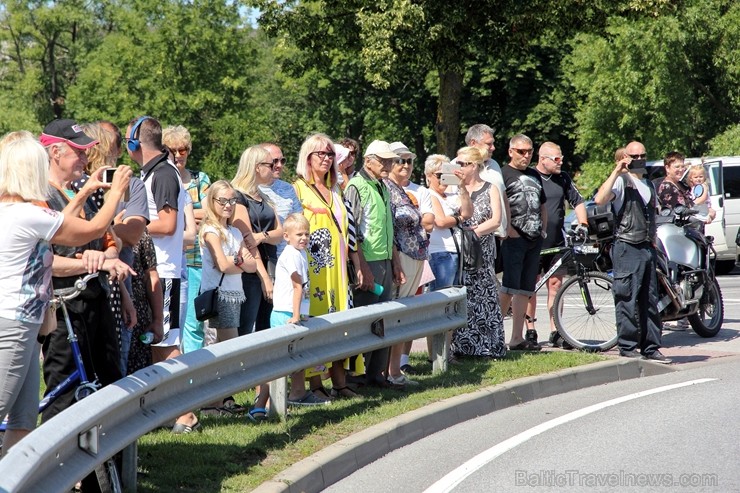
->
[654,205,724,337]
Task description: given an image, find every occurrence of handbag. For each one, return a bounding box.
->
[194,273,224,322]
[451,227,484,272]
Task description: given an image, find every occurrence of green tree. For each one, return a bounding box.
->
[564,0,740,165]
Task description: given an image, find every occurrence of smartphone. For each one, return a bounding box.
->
[103,168,116,183]
[440,173,460,186]
[441,162,461,174]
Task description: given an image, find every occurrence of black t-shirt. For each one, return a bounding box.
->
[236,191,278,263]
[502,164,546,241]
[537,170,584,248]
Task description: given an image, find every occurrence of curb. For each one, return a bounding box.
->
[253,358,675,493]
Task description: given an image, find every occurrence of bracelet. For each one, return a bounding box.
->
[263,231,269,239]
[233,255,244,267]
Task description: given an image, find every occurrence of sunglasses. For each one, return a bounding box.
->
[512,148,534,156]
[172,147,190,156]
[311,151,335,159]
[628,153,647,159]
[542,155,563,163]
[457,161,477,167]
[396,158,414,166]
[434,173,443,179]
[258,161,275,169]
[272,157,287,166]
[213,197,238,206]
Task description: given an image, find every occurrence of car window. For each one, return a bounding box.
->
[723,166,740,199]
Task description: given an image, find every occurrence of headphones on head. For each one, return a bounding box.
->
[127,116,151,152]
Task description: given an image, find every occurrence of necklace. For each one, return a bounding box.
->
[540,172,552,181]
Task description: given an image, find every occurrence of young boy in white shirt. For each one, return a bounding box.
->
[270,213,310,326]
[269,213,330,406]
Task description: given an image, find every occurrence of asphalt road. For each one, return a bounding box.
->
[326,273,740,493]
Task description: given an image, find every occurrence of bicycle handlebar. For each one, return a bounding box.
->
[52,272,100,303]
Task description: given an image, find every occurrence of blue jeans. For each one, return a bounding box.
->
[428,251,459,291]
[182,266,205,353]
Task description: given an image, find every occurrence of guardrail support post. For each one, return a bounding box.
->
[269,377,288,418]
[121,441,137,493]
[430,331,448,374]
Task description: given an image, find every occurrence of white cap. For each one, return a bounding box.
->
[364,140,399,159]
[334,143,350,164]
[389,141,416,159]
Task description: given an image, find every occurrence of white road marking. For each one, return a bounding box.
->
[423,378,717,493]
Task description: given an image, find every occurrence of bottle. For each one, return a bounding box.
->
[139,332,155,344]
[371,282,384,296]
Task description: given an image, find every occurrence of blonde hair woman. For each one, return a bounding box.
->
[293,133,360,400]
[232,145,284,419]
[0,137,131,453]
[451,146,505,358]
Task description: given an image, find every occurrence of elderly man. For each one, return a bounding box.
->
[594,141,670,363]
[465,124,508,240]
[499,134,547,352]
[39,119,134,423]
[525,142,587,347]
[345,140,405,387]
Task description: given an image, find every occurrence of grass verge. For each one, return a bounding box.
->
[136,350,606,492]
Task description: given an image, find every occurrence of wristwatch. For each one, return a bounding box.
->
[233,254,244,267]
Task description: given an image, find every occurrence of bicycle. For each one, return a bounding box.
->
[0,272,123,493]
[534,230,618,351]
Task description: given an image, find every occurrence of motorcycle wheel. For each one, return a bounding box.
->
[688,277,723,337]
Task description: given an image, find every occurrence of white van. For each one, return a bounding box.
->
[647,156,740,274]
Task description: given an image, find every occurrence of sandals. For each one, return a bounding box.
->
[247,407,268,423]
[330,386,360,399]
[172,419,201,434]
[221,397,248,414]
[311,387,333,400]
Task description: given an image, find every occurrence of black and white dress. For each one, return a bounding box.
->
[452,182,506,358]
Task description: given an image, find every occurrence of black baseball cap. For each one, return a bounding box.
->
[39,119,98,149]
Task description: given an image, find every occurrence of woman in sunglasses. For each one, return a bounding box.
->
[292,133,360,400]
[452,146,505,359]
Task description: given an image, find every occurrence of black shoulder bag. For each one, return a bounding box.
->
[194,273,224,322]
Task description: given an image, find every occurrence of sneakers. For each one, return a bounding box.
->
[525,329,539,345]
[387,374,420,386]
[400,364,418,375]
[643,350,672,364]
[287,391,332,407]
[619,349,642,359]
[548,331,574,350]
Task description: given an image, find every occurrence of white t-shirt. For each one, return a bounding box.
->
[428,189,462,255]
[403,181,434,215]
[0,203,64,323]
[199,224,245,295]
[479,158,508,237]
[272,244,310,317]
[142,159,186,278]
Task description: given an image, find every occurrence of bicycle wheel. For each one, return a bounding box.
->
[553,272,618,351]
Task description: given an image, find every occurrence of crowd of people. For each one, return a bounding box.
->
[0,115,702,459]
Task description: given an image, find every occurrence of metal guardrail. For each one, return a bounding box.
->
[0,287,466,493]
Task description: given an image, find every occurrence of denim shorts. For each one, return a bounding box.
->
[501,236,543,296]
[428,251,459,291]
